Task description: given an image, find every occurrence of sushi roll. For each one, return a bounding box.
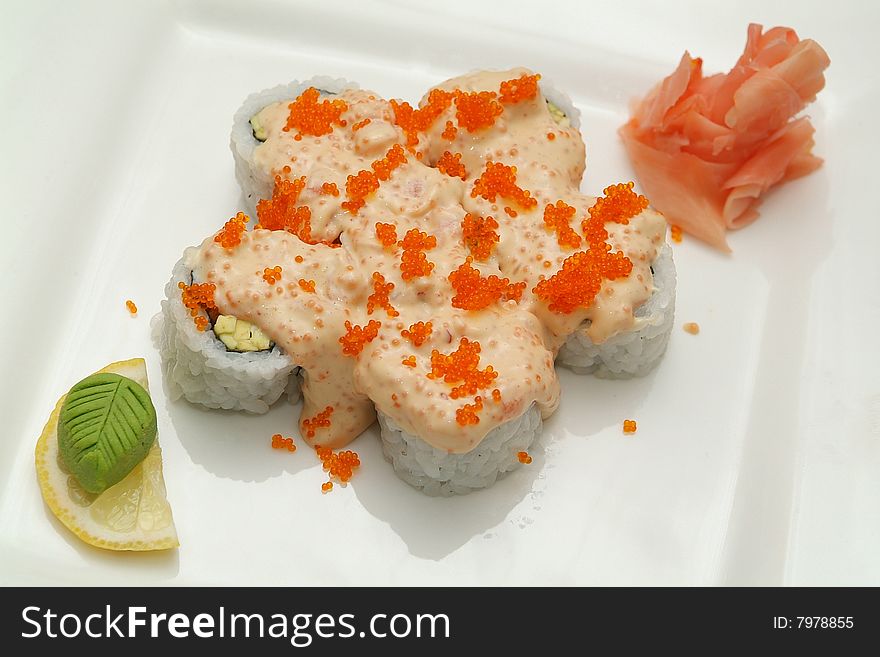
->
[230,75,361,216]
[555,243,676,377]
[378,404,542,497]
[152,249,299,413]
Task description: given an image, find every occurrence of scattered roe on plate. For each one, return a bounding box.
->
[214,212,249,249]
[316,446,360,489]
[399,228,437,281]
[623,419,637,434]
[454,90,503,132]
[283,87,348,139]
[683,322,700,335]
[543,200,583,249]
[271,433,297,452]
[298,279,316,293]
[302,405,334,439]
[448,258,526,310]
[367,272,399,317]
[342,144,407,214]
[375,222,398,248]
[499,73,541,104]
[437,151,467,179]
[461,213,500,261]
[492,388,502,403]
[401,321,432,346]
[256,176,314,243]
[428,337,498,400]
[262,266,282,284]
[670,225,683,243]
[442,120,457,140]
[402,355,417,368]
[471,161,537,210]
[178,281,217,331]
[339,320,381,356]
[517,450,533,464]
[125,299,137,315]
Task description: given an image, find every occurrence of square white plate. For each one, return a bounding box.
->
[1,0,877,585]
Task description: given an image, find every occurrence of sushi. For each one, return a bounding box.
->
[157,68,676,495]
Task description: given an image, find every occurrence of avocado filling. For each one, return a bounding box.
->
[213,314,272,352]
[250,114,268,142]
[546,100,570,128]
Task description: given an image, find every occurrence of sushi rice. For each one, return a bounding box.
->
[231,76,360,217]
[556,243,676,377]
[378,404,542,496]
[151,249,300,414]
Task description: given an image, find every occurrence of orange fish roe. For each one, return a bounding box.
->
[375,222,398,248]
[504,206,517,218]
[670,224,683,243]
[214,211,249,249]
[401,321,433,347]
[398,228,437,281]
[547,132,556,141]
[263,266,282,284]
[498,73,541,104]
[585,182,649,230]
[437,151,467,180]
[461,213,500,261]
[448,258,526,311]
[316,446,361,484]
[456,396,483,426]
[271,433,297,452]
[320,182,340,196]
[623,419,637,434]
[178,281,217,332]
[256,176,314,243]
[454,90,503,132]
[441,120,457,140]
[372,143,407,181]
[366,271,399,317]
[517,450,533,464]
[428,337,498,399]
[302,405,334,439]
[298,279,316,293]
[683,322,700,335]
[342,144,407,213]
[321,481,333,493]
[533,249,632,313]
[390,89,454,148]
[351,118,371,131]
[543,200,583,249]
[471,161,537,211]
[402,355,417,368]
[125,299,137,315]
[283,87,347,138]
[339,320,381,356]
[295,255,304,263]
[341,170,379,214]
[492,388,502,403]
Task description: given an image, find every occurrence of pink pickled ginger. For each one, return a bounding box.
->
[620,24,830,252]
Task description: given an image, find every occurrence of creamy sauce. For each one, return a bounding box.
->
[190,69,665,452]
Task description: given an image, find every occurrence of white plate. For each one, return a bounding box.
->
[1,0,878,586]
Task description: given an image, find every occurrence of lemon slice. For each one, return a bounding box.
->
[35,358,178,551]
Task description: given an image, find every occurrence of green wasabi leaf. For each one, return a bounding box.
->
[57,372,157,494]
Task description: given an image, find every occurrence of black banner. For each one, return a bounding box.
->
[1,587,875,654]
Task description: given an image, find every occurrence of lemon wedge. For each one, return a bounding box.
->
[35,358,178,551]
